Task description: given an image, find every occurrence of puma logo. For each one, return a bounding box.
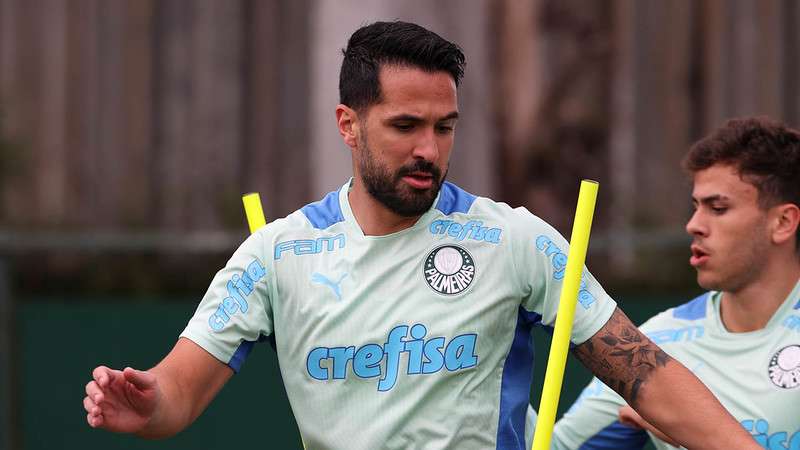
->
[311,272,348,300]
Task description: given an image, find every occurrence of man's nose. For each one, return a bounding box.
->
[411,129,439,161]
[685,210,707,237]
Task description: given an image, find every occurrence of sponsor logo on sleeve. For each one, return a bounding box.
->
[535,235,596,309]
[208,259,267,332]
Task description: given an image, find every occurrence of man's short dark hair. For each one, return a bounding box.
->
[684,116,800,249]
[339,21,466,112]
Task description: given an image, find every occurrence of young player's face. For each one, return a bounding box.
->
[686,164,771,292]
[355,65,458,217]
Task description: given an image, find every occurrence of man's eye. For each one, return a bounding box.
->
[711,206,727,214]
[394,123,413,132]
[436,125,454,134]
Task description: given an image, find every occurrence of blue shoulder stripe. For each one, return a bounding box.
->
[794,298,800,310]
[578,421,648,450]
[301,190,345,230]
[435,182,477,215]
[672,293,710,320]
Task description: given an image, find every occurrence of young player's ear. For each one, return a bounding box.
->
[336,105,359,148]
[771,203,800,246]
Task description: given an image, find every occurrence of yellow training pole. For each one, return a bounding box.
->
[241,192,306,449]
[532,179,599,450]
[242,193,267,233]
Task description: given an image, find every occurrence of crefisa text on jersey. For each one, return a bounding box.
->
[306,323,478,391]
[208,259,267,331]
[535,234,596,310]
[429,219,502,243]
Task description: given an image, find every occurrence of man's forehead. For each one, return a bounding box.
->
[376,65,457,103]
[692,165,758,201]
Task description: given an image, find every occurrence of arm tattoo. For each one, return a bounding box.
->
[572,307,672,406]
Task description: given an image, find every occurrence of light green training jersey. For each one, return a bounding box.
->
[552,284,800,450]
[181,180,616,450]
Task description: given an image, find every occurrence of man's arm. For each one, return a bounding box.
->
[572,307,756,450]
[552,378,647,450]
[84,337,232,438]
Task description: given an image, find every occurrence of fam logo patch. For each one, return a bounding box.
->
[423,245,475,295]
[768,344,800,389]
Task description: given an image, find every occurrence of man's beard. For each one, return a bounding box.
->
[358,140,446,217]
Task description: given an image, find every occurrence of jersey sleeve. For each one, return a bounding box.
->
[552,377,648,449]
[180,229,274,373]
[509,206,616,344]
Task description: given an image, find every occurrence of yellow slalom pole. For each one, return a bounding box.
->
[242,193,267,233]
[532,179,599,450]
[241,192,307,449]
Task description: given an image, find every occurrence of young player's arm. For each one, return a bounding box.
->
[551,378,647,450]
[572,307,757,450]
[618,405,680,447]
[84,337,233,438]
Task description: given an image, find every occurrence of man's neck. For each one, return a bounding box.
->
[347,181,423,236]
[720,256,800,332]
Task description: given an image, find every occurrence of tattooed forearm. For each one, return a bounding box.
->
[572,307,672,406]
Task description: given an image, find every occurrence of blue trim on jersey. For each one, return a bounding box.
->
[497,307,541,450]
[672,293,709,320]
[435,182,477,215]
[578,421,649,450]
[301,190,344,230]
[228,334,268,373]
[794,298,800,310]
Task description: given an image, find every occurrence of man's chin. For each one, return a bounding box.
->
[696,273,722,292]
[388,190,439,217]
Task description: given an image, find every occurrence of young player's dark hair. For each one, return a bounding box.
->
[339,21,466,112]
[683,116,800,250]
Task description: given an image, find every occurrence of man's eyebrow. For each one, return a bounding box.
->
[439,111,459,121]
[384,112,459,122]
[386,114,423,122]
[693,194,728,204]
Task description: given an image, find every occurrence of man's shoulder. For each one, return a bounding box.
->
[669,292,712,321]
[433,182,554,243]
[438,182,543,223]
[433,181,479,215]
[251,187,346,241]
[640,293,711,344]
[298,188,345,231]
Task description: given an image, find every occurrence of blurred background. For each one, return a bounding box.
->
[0,0,797,448]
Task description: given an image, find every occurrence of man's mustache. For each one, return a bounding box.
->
[396,161,442,181]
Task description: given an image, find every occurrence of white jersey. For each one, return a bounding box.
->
[182,179,616,450]
[552,285,800,449]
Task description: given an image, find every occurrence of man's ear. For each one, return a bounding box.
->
[771,203,800,246]
[336,104,360,148]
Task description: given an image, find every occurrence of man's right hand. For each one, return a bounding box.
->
[84,366,161,433]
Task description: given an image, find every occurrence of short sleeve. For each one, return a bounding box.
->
[180,230,273,372]
[509,206,616,344]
